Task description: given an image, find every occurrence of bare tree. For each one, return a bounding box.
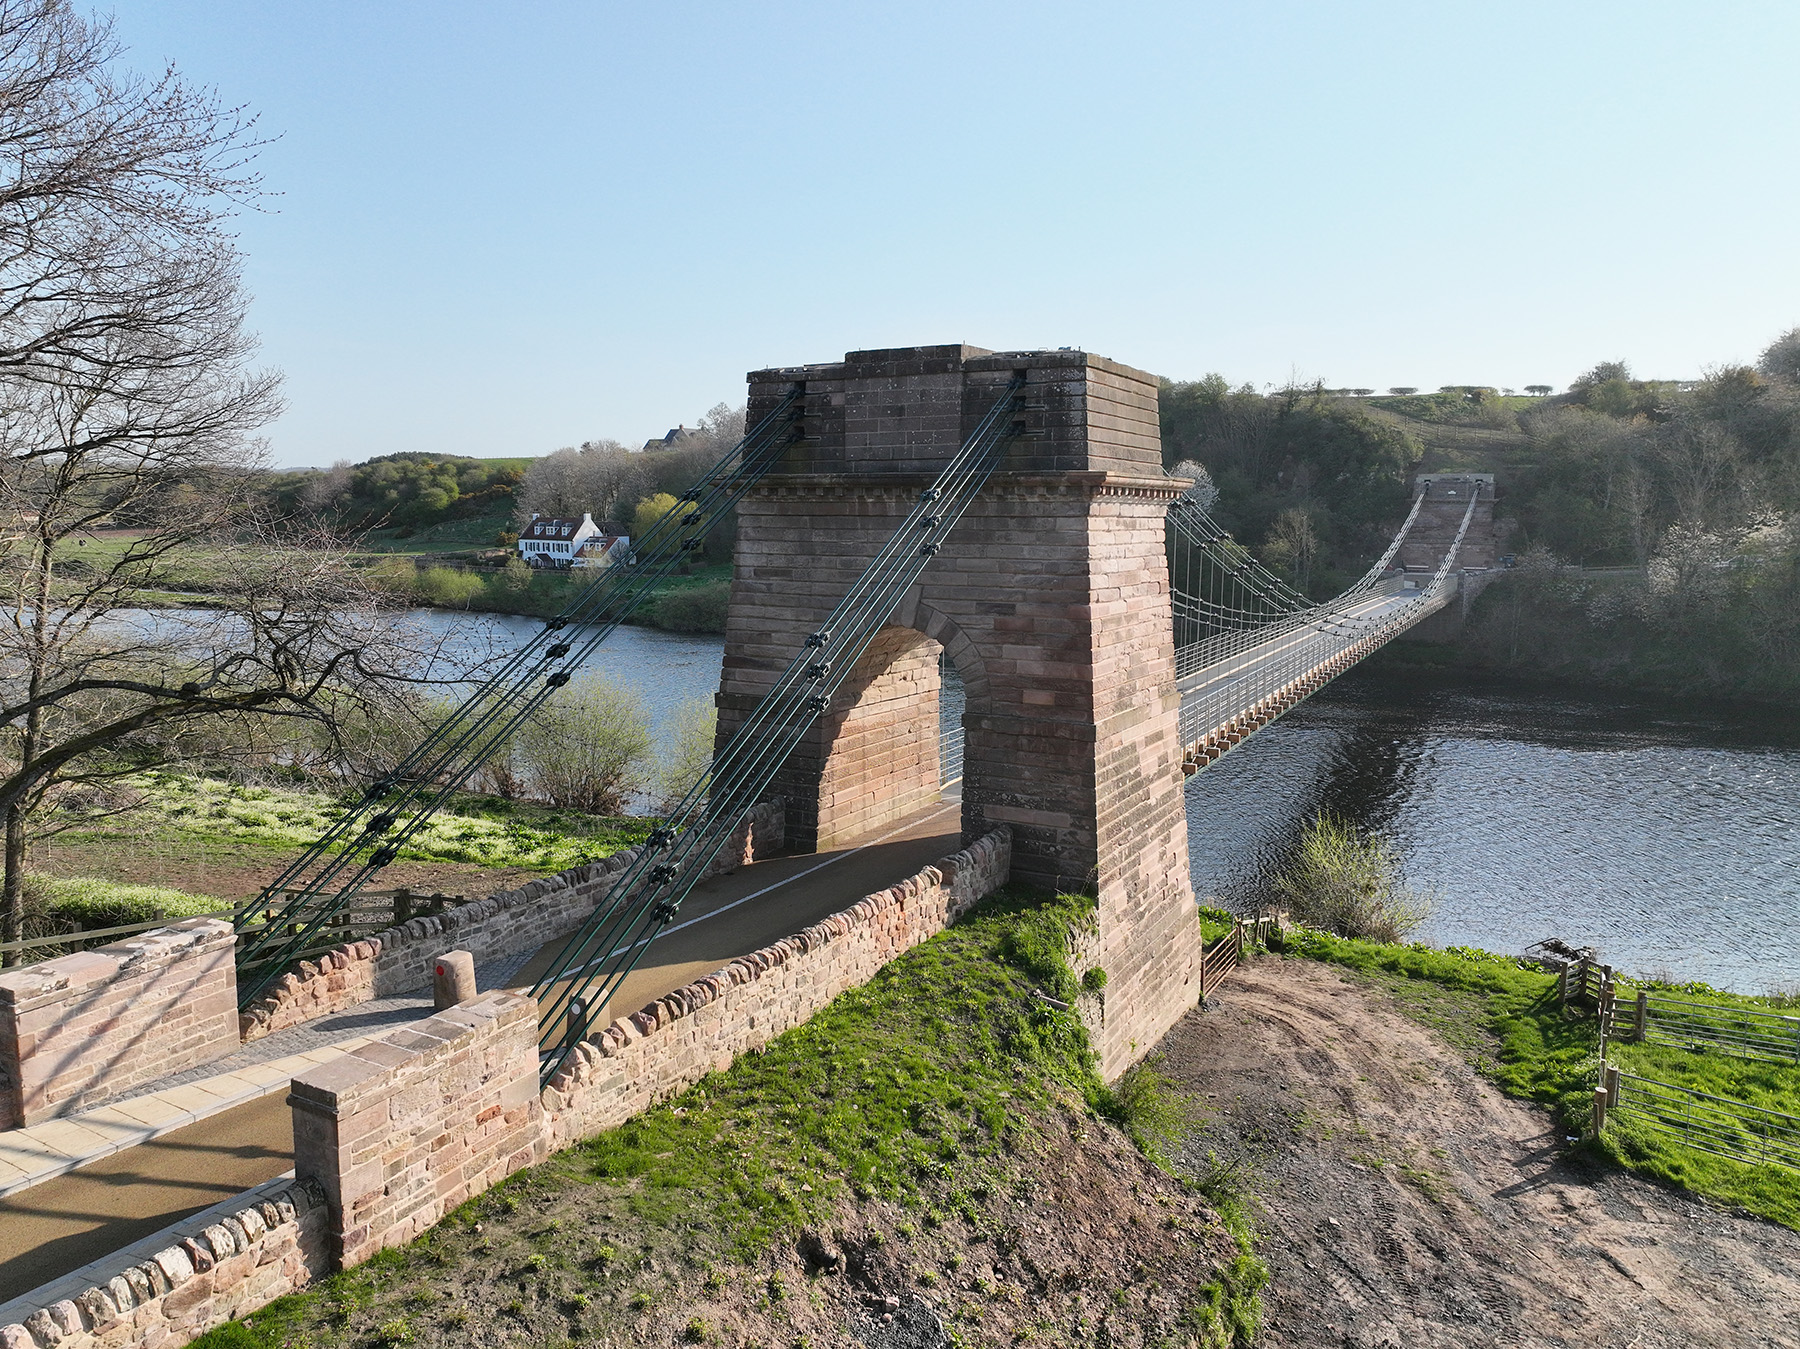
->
[0,2,426,956]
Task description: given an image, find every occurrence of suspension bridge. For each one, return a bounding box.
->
[225,344,1492,1084]
[0,344,1505,1314]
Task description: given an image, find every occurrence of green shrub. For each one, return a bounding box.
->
[19,876,225,949]
[648,581,730,633]
[1272,814,1433,943]
[417,566,486,607]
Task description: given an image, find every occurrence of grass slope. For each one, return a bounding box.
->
[1280,929,1800,1229]
[192,889,1265,1348]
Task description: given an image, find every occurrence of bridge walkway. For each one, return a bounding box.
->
[1176,578,1454,750]
[0,798,960,1304]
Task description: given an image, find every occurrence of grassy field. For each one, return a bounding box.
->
[34,772,657,907]
[190,889,1266,1349]
[1279,928,1800,1229]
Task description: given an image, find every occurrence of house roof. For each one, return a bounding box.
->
[520,516,595,541]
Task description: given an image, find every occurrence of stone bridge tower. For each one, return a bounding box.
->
[717,344,1200,1078]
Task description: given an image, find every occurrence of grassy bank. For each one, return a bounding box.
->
[34,772,655,907]
[193,889,1265,1349]
[366,558,733,634]
[1279,928,1800,1228]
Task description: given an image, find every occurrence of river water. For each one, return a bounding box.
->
[1183,669,1800,994]
[408,611,1799,993]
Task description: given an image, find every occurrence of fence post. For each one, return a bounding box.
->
[1635,990,1648,1042]
[1605,1065,1620,1110]
[394,889,414,926]
[1591,1084,1608,1138]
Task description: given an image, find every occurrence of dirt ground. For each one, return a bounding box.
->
[1158,956,1800,1349]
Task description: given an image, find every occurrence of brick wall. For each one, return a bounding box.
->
[289,992,544,1268]
[0,1177,328,1349]
[241,800,783,1042]
[541,827,1011,1149]
[0,919,239,1128]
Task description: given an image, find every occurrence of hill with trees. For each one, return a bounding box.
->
[1163,327,1800,699]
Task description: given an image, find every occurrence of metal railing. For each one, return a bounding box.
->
[1173,490,1478,757]
[1630,992,1800,1065]
[1603,1067,1800,1172]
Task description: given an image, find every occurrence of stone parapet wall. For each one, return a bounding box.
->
[240,800,783,1042]
[290,992,544,1268]
[292,829,1010,1279]
[541,827,1011,1149]
[0,919,238,1129]
[0,1177,328,1349]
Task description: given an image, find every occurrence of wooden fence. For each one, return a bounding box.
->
[1199,912,1284,999]
[1594,1064,1800,1173]
[232,887,472,977]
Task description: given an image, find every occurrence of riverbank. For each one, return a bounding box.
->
[1161,952,1800,1348]
[190,889,1262,1349]
[1376,568,1800,706]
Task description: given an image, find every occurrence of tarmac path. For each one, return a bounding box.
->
[0,800,961,1303]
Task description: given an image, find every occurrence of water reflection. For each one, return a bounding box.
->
[1185,670,1800,993]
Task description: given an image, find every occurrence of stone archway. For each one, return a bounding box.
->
[714,344,1202,1078]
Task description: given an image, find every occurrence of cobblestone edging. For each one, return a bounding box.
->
[0,1177,328,1349]
[239,800,784,1042]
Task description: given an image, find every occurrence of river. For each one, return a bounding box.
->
[1183,668,1800,995]
[409,611,1798,993]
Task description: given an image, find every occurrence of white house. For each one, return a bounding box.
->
[518,513,626,568]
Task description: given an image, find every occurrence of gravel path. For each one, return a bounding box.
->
[1157,956,1800,1349]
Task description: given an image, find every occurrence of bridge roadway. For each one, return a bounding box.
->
[0,800,960,1303]
[1176,579,1451,746]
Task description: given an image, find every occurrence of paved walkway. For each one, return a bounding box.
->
[0,800,962,1304]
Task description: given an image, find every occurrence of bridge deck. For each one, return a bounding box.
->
[0,800,961,1303]
[1177,579,1453,749]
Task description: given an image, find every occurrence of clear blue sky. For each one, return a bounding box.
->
[106,1,1800,468]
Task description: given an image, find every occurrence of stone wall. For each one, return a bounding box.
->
[293,829,1010,1273]
[1400,473,1497,572]
[0,919,238,1129]
[240,800,783,1042]
[804,625,943,852]
[0,1177,328,1349]
[290,992,544,1268]
[541,826,1011,1149]
[727,345,1200,1079]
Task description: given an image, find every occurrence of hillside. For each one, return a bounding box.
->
[1161,331,1800,701]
